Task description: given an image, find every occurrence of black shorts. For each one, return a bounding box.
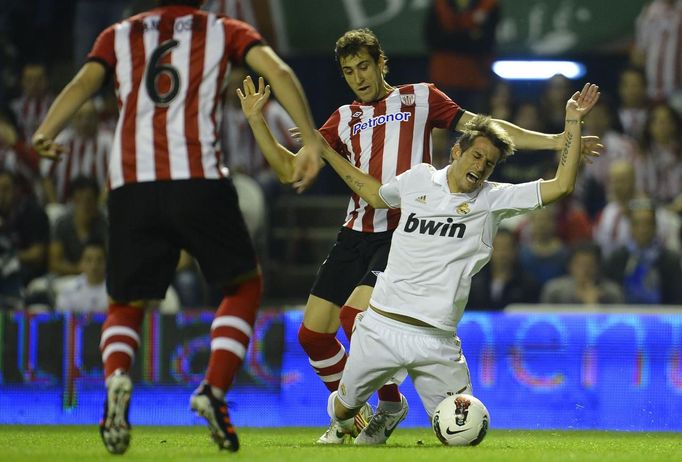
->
[310,227,393,307]
[107,178,257,302]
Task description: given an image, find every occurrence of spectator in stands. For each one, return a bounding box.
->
[54,239,108,313]
[518,206,569,287]
[55,239,181,313]
[580,97,640,217]
[49,176,107,276]
[617,67,650,143]
[424,0,499,113]
[94,90,119,134]
[221,66,294,201]
[0,169,49,286]
[204,0,278,48]
[0,110,21,173]
[541,242,624,305]
[491,102,553,184]
[540,74,573,133]
[636,102,682,208]
[594,160,681,257]
[603,198,682,305]
[42,99,111,204]
[632,0,682,103]
[9,63,53,171]
[514,164,593,246]
[0,227,23,310]
[1,109,39,197]
[468,228,540,310]
[487,79,514,121]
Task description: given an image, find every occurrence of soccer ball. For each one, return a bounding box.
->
[432,394,489,446]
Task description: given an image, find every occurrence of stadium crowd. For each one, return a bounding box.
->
[0,0,681,313]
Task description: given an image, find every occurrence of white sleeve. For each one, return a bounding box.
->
[486,180,543,221]
[378,178,401,208]
[378,164,427,209]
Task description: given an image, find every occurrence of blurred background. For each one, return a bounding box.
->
[0,0,681,432]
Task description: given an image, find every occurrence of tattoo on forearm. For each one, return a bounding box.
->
[565,119,580,125]
[345,174,364,190]
[560,132,574,166]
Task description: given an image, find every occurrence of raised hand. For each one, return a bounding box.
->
[566,83,600,120]
[237,75,271,120]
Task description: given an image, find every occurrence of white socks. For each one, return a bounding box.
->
[327,391,355,432]
[377,398,403,414]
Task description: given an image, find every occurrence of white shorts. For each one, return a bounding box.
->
[338,309,472,417]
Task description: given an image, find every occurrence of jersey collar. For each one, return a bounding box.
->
[433,165,482,199]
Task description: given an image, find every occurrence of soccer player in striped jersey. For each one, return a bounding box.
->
[241,76,599,443]
[239,28,601,445]
[32,0,323,454]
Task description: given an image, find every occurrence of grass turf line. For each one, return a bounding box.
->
[1,426,680,462]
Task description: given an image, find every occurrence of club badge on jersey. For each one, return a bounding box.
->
[456,203,471,215]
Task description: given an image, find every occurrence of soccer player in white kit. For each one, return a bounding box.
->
[239,77,599,442]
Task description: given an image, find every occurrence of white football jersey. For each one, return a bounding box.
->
[372,163,543,331]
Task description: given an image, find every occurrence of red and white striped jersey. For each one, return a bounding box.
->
[87,5,262,190]
[42,128,113,203]
[635,0,682,100]
[10,94,54,142]
[320,83,462,233]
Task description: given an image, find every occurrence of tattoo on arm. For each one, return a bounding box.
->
[345,174,364,190]
[560,132,574,166]
[565,119,580,125]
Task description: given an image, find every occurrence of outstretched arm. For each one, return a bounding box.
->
[245,45,322,192]
[539,83,600,205]
[456,109,602,160]
[240,75,388,208]
[32,62,106,159]
[239,76,297,183]
[319,141,388,209]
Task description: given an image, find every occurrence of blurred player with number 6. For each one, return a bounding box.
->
[32,0,323,454]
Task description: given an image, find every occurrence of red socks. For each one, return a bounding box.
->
[339,305,362,341]
[100,303,145,379]
[205,276,262,392]
[298,325,347,391]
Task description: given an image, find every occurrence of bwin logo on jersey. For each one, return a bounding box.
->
[404,213,466,238]
[352,112,412,136]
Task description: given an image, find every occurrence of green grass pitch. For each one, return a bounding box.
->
[1,426,681,462]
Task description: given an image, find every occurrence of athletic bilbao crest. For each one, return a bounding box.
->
[455,396,471,426]
[400,94,415,106]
